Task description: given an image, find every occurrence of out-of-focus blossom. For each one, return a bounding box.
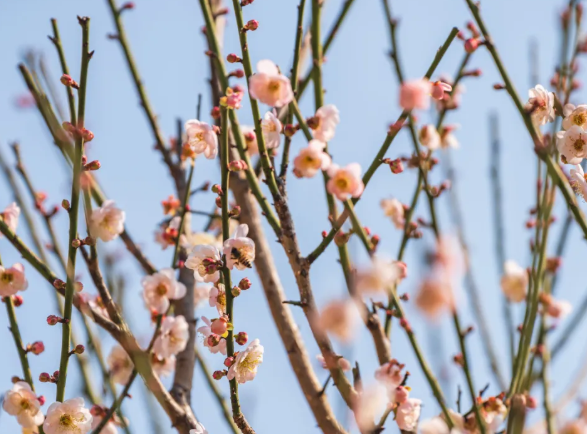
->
[90,406,127,434]
[375,359,404,389]
[483,397,507,432]
[355,256,402,294]
[430,81,453,101]
[152,354,176,378]
[1,202,20,236]
[153,315,189,359]
[318,299,358,342]
[311,105,340,142]
[440,125,459,149]
[220,87,244,110]
[380,198,405,229]
[415,277,454,318]
[248,60,293,107]
[185,244,223,283]
[396,398,422,431]
[571,164,587,201]
[181,231,221,251]
[419,124,441,150]
[223,224,255,270]
[209,284,227,314]
[541,294,572,319]
[0,263,28,297]
[293,140,331,178]
[326,163,365,201]
[89,200,125,242]
[194,283,211,308]
[227,339,264,383]
[43,398,92,434]
[161,195,181,216]
[261,112,282,150]
[560,420,587,434]
[197,316,227,355]
[525,85,555,126]
[557,125,587,164]
[242,126,259,155]
[500,260,528,303]
[316,354,352,372]
[419,417,452,434]
[189,421,209,434]
[184,119,218,159]
[107,345,134,385]
[563,104,587,130]
[354,385,388,432]
[155,217,180,250]
[142,268,187,314]
[2,382,44,428]
[399,79,431,110]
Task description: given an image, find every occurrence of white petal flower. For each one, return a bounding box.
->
[153,315,189,359]
[152,355,176,378]
[526,84,555,126]
[380,198,405,229]
[142,268,187,314]
[2,382,44,428]
[223,224,255,270]
[563,104,587,130]
[500,260,528,303]
[313,104,340,142]
[43,398,93,434]
[558,125,587,164]
[190,421,209,434]
[227,339,264,383]
[89,200,125,242]
[185,119,218,159]
[185,244,222,283]
[570,164,587,201]
[1,202,20,237]
[261,112,282,150]
[396,398,422,431]
[419,124,441,150]
[107,345,134,385]
[197,316,227,355]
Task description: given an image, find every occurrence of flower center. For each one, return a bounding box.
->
[304,155,316,166]
[268,80,281,94]
[574,113,586,126]
[217,292,226,308]
[60,414,75,427]
[155,283,168,296]
[335,177,349,190]
[195,132,205,142]
[20,399,31,411]
[1,272,13,283]
[239,353,261,372]
[574,138,586,152]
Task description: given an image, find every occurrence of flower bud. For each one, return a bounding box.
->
[284,124,298,137]
[212,184,223,195]
[37,395,46,406]
[230,69,245,79]
[62,199,70,211]
[215,197,222,208]
[231,286,241,297]
[74,344,85,355]
[464,38,480,53]
[235,331,248,345]
[52,371,60,382]
[83,236,96,247]
[241,0,254,5]
[60,74,80,89]
[72,239,82,248]
[211,106,221,119]
[121,1,135,10]
[81,128,94,142]
[228,160,248,171]
[207,333,221,347]
[47,315,60,326]
[28,341,45,355]
[243,19,259,31]
[388,158,404,174]
[227,53,242,63]
[62,122,77,134]
[526,395,538,409]
[230,206,241,217]
[39,372,51,383]
[239,277,251,290]
[306,116,320,130]
[74,282,84,292]
[12,295,24,307]
[224,356,234,367]
[83,160,101,171]
[212,370,227,380]
[211,317,229,335]
[493,83,506,90]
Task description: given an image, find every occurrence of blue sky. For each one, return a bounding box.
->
[1,0,586,433]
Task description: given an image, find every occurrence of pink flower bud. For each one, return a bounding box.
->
[464,38,480,53]
[212,370,226,380]
[81,128,94,142]
[29,341,45,355]
[121,1,135,10]
[526,395,538,409]
[389,158,404,174]
[235,331,248,345]
[74,344,85,354]
[62,122,77,134]
[211,317,229,335]
[47,315,60,326]
[207,334,221,347]
[224,356,235,367]
[239,277,251,290]
[52,371,60,382]
[83,160,101,171]
[240,0,254,5]
[231,69,245,79]
[38,395,46,406]
[227,53,242,64]
[39,372,51,383]
[395,386,409,403]
[231,286,241,297]
[228,160,248,171]
[60,74,80,89]
[215,197,222,208]
[12,295,23,307]
[244,19,259,31]
[72,239,82,248]
[212,184,223,195]
[431,81,453,101]
[395,261,408,279]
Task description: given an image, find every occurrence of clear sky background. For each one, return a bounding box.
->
[1,0,586,433]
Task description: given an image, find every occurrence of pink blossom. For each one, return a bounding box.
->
[396,398,422,431]
[2,381,45,428]
[223,224,255,270]
[419,124,441,150]
[153,315,189,359]
[107,345,134,385]
[431,81,453,100]
[261,111,282,149]
[184,119,218,159]
[0,263,28,297]
[142,268,187,314]
[43,398,93,434]
[526,84,555,126]
[154,217,180,250]
[558,125,587,164]
[227,339,264,383]
[293,140,331,178]
[194,283,211,308]
[375,360,404,388]
[1,202,20,237]
[354,385,388,432]
[242,126,258,155]
[570,164,587,201]
[152,354,176,378]
[90,415,118,434]
[355,256,402,294]
[318,299,358,342]
[189,422,209,434]
[248,60,293,107]
[380,198,405,229]
[197,316,227,355]
[312,104,340,142]
[544,296,572,319]
[208,284,227,314]
[316,354,352,372]
[89,200,125,242]
[185,244,223,283]
[326,163,365,201]
[415,276,455,318]
[399,79,431,110]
